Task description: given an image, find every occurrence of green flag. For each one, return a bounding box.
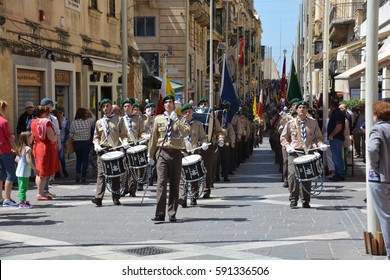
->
[287,59,302,102]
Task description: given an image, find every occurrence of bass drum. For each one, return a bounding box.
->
[192,106,214,142]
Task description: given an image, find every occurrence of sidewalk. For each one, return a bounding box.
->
[0,137,385,260]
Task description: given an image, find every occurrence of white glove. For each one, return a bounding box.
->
[170,112,178,122]
[201,142,209,150]
[225,142,230,146]
[94,144,103,153]
[320,144,328,151]
[122,141,131,149]
[218,140,224,147]
[286,146,295,154]
[348,145,353,152]
[148,157,155,166]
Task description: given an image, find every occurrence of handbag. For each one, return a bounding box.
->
[65,136,74,154]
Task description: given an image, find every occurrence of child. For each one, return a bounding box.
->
[15,131,36,208]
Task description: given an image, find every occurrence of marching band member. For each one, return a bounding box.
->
[144,102,156,186]
[179,103,208,207]
[217,110,235,182]
[91,98,129,207]
[280,100,326,209]
[230,112,243,174]
[197,97,225,198]
[148,94,190,222]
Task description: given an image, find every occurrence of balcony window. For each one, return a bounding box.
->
[135,17,156,37]
[109,0,115,17]
[90,0,98,10]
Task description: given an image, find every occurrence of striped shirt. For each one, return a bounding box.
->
[70,116,96,141]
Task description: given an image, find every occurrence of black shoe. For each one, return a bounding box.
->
[190,198,197,205]
[179,198,187,208]
[113,199,121,206]
[63,171,69,178]
[229,171,234,175]
[302,202,311,208]
[129,192,136,197]
[203,193,210,199]
[121,190,129,197]
[91,197,102,207]
[328,176,345,182]
[223,177,230,182]
[137,186,144,191]
[169,215,177,222]
[290,201,298,208]
[215,177,220,182]
[282,182,289,188]
[151,216,165,221]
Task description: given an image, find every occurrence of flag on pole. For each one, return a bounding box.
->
[253,94,258,118]
[258,89,263,118]
[156,63,175,115]
[220,54,239,123]
[287,58,302,102]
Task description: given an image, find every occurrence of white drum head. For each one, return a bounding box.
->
[293,154,316,164]
[101,151,124,160]
[182,154,202,166]
[127,144,147,154]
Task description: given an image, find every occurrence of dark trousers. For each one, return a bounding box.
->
[74,140,91,177]
[288,154,311,204]
[219,145,230,179]
[155,148,182,217]
[201,144,218,194]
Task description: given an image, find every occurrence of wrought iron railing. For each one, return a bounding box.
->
[330,1,364,24]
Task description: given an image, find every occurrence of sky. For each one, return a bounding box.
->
[254,0,302,75]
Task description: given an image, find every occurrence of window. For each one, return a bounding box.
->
[90,0,98,9]
[109,0,115,17]
[134,17,156,37]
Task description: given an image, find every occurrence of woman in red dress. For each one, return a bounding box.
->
[30,106,60,200]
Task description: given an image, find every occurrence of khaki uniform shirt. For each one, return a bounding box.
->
[144,115,155,135]
[122,114,145,142]
[280,116,323,150]
[93,115,128,148]
[182,119,207,151]
[231,114,243,140]
[148,114,190,158]
[225,123,236,144]
[209,115,225,144]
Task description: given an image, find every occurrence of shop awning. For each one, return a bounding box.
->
[83,56,122,72]
[334,41,390,92]
[151,76,184,93]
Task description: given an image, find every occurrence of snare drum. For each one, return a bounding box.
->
[293,154,322,181]
[182,154,206,182]
[126,144,148,169]
[100,151,127,177]
[192,106,214,142]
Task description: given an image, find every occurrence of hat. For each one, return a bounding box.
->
[181,103,192,113]
[99,98,112,108]
[197,97,208,106]
[121,98,134,107]
[145,102,155,109]
[296,100,309,108]
[132,102,140,108]
[291,110,298,116]
[24,101,34,108]
[162,94,175,103]
[40,98,57,106]
[288,98,300,109]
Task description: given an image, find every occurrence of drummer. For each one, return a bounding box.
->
[280,100,327,209]
[179,103,209,207]
[148,94,190,222]
[197,97,225,198]
[121,99,145,196]
[92,98,129,207]
[144,102,156,186]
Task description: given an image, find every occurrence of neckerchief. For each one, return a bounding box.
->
[103,114,114,136]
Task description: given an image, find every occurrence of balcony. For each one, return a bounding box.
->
[190,0,210,26]
[329,1,364,45]
[332,52,362,75]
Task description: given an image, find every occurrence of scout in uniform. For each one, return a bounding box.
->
[280,100,327,209]
[148,94,190,222]
[92,98,129,207]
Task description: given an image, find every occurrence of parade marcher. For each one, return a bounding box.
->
[179,103,208,207]
[16,101,35,135]
[144,102,157,186]
[197,97,225,198]
[0,100,18,206]
[216,109,235,182]
[70,108,96,183]
[148,94,190,222]
[230,112,243,174]
[91,98,129,207]
[367,101,390,260]
[280,100,326,208]
[53,107,69,178]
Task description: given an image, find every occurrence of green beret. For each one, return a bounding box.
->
[99,98,112,108]
[121,98,135,107]
[291,110,298,116]
[288,98,300,109]
[132,102,140,108]
[145,102,155,109]
[197,97,208,106]
[296,100,309,107]
[162,94,175,103]
[181,103,192,113]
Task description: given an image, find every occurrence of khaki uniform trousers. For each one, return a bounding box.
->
[201,143,218,195]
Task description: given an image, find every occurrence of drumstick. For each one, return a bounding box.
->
[187,142,211,153]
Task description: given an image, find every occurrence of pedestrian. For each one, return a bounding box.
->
[367,100,390,260]
[147,94,190,222]
[0,100,18,207]
[30,105,60,201]
[53,107,70,178]
[280,100,327,208]
[15,131,36,208]
[16,101,35,135]
[70,108,96,183]
[91,98,129,207]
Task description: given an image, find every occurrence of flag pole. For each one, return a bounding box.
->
[209,0,214,108]
[121,0,128,101]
